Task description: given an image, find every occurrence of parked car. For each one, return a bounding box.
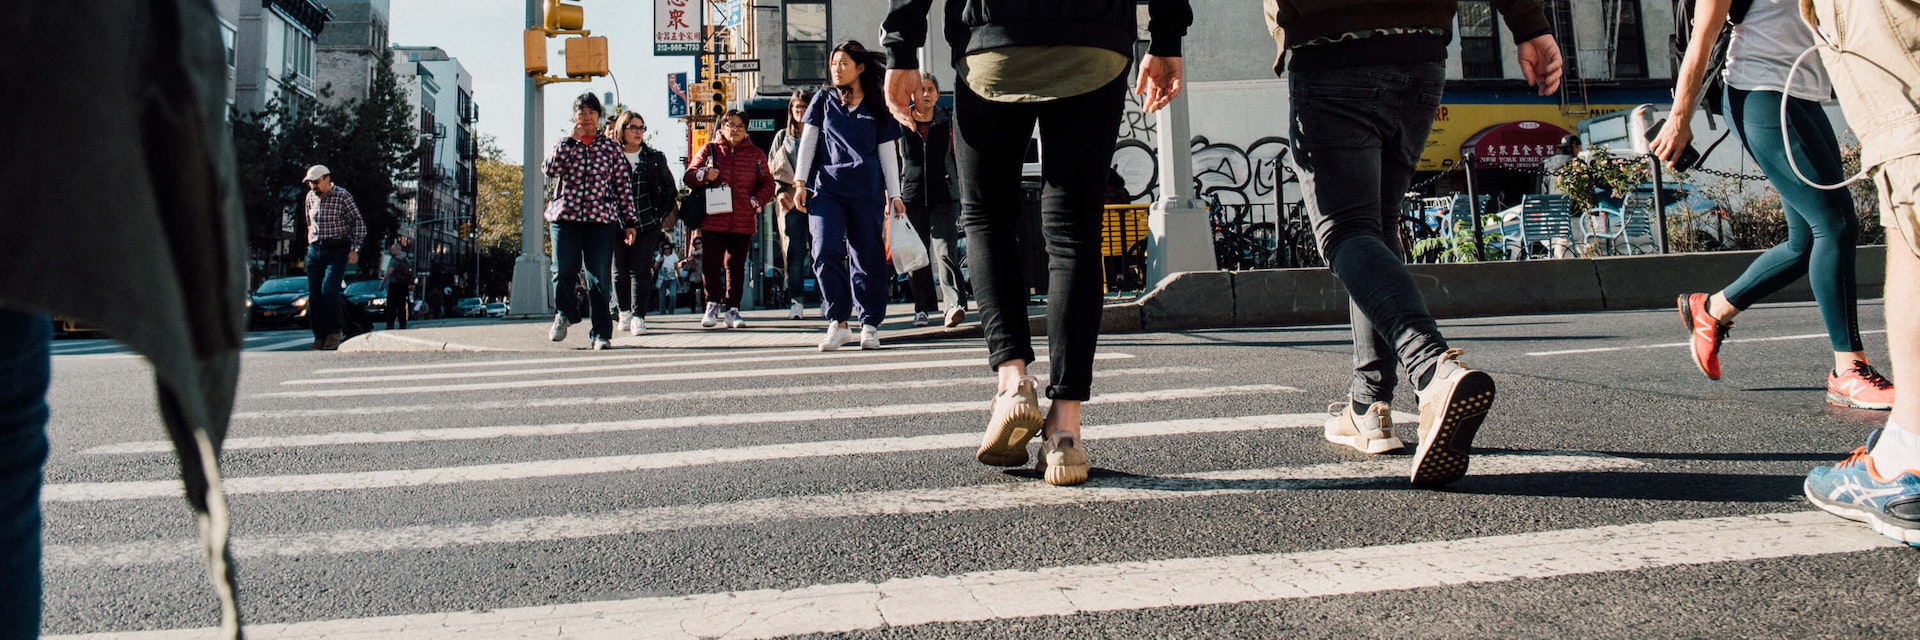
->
[456,297,485,317]
[485,302,508,318]
[247,276,310,329]
[343,279,383,315]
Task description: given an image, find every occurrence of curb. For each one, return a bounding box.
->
[1101,246,1888,332]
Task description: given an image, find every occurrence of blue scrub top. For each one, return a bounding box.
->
[804,89,904,201]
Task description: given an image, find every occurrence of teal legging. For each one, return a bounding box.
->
[1722,87,1863,353]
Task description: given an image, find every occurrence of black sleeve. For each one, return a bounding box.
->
[651,152,679,215]
[1147,0,1194,57]
[881,0,937,70]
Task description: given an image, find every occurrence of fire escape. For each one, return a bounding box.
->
[1549,0,1590,117]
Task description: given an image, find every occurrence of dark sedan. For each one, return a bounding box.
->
[247,276,310,329]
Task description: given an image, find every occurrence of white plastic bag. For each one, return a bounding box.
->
[888,214,930,273]
[703,184,733,214]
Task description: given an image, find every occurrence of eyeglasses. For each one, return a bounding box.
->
[624,125,646,132]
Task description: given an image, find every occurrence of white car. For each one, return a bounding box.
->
[485,302,508,318]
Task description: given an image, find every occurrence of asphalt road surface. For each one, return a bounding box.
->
[36,299,1917,638]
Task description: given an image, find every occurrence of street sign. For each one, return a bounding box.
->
[717,59,759,74]
[666,73,689,118]
[687,84,713,102]
[653,0,701,55]
[716,59,760,74]
[748,119,776,132]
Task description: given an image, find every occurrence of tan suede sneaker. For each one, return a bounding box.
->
[1035,433,1090,486]
[978,377,1042,467]
[1325,399,1403,454]
[1411,349,1495,487]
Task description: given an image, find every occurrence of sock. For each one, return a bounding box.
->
[1868,420,1920,476]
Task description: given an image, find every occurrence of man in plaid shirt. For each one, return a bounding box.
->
[303,164,367,351]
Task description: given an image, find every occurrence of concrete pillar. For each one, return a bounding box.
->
[510,0,553,318]
[1145,92,1216,289]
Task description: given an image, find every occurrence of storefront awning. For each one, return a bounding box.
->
[1460,120,1572,170]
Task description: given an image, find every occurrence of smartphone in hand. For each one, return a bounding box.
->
[1646,119,1701,172]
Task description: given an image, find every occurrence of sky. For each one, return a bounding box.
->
[389,0,698,166]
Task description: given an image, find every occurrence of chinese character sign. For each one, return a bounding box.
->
[655,0,701,55]
[667,73,689,118]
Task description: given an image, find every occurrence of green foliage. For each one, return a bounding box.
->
[1412,214,1507,262]
[1552,146,1651,215]
[230,49,418,279]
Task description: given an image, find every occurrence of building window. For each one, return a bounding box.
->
[1605,0,1648,79]
[1458,1,1503,79]
[784,0,828,84]
[220,21,237,68]
[282,23,314,88]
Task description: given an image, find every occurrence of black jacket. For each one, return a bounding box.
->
[900,107,958,206]
[625,145,678,230]
[882,0,1192,70]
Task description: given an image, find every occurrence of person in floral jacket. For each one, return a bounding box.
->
[684,109,776,329]
[543,92,638,349]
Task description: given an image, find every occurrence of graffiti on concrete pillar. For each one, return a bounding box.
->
[1107,135,1299,206]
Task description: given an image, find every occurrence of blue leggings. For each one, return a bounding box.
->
[1722,87,1863,353]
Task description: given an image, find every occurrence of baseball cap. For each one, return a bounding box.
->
[303,165,330,182]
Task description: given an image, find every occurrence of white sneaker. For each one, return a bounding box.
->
[859,324,881,350]
[591,337,612,350]
[788,300,804,320]
[548,314,569,342]
[617,310,633,333]
[912,311,930,327]
[629,317,647,336]
[818,322,853,351]
[944,306,966,328]
[726,308,746,328]
[700,302,720,328]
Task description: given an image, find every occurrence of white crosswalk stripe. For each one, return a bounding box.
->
[50,333,321,358]
[37,340,1899,637]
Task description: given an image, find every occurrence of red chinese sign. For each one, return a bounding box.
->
[655,0,701,55]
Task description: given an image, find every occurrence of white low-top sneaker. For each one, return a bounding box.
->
[818,322,852,352]
[726,308,746,329]
[859,324,881,350]
[548,314,570,342]
[788,300,804,320]
[700,302,720,328]
[629,317,647,336]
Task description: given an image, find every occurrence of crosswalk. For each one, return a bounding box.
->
[48,332,321,358]
[38,339,1898,638]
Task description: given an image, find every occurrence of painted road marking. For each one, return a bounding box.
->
[228,367,1211,421]
[310,343,986,375]
[44,411,1368,503]
[44,511,1891,639]
[251,353,1136,400]
[47,451,1635,567]
[91,384,1301,454]
[282,347,993,385]
[1527,329,1888,356]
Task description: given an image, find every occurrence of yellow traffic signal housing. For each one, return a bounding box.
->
[564,36,609,78]
[544,0,585,33]
[522,28,547,76]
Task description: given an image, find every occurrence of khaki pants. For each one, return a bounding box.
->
[1806,0,1920,256]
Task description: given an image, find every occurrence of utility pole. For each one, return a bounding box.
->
[1145,89,1216,288]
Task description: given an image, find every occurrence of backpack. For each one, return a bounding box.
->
[1671,0,1755,124]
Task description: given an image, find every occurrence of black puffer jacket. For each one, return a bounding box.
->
[882,0,1191,70]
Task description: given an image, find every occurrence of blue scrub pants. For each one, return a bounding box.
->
[809,194,890,327]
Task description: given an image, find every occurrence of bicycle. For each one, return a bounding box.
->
[1206,197,1279,271]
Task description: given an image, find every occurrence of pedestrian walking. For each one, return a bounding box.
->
[769,89,817,320]
[882,1,1189,486]
[793,41,909,352]
[684,110,776,330]
[382,241,413,330]
[655,241,679,315]
[1654,0,1893,409]
[607,109,679,337]
[1264,1,1560,485]
[1796,0,1920,547]
[0,0,248,633]
[679,238,705,312]
[899,71,970,329]
[301,164,367,351]
[543,92,639,350]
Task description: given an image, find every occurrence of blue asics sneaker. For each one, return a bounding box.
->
[1803,429,1920,547]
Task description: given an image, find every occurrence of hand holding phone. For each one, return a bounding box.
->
[1646,119,1701,172]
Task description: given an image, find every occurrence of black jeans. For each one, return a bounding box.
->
[697,230,752,309]
[954,73,1126,402]
[1289,62,1452,405]
[385,283,410,329]
[780,205,812,303]
[906,200,967,313]
[613,229,663,319]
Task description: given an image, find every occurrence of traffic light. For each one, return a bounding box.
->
[460,222,474,239]
[523,0,604,83]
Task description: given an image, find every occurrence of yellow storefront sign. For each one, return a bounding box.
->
[1420,102,1639,172]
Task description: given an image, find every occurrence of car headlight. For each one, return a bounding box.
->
[245,299,253,308]
[372,298,386,305]
[293,296,308,308]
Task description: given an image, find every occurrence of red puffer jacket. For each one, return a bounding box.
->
[684,139,776,235]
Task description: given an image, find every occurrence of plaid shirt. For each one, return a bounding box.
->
[306,185,367,246]
[542,134,637,226]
